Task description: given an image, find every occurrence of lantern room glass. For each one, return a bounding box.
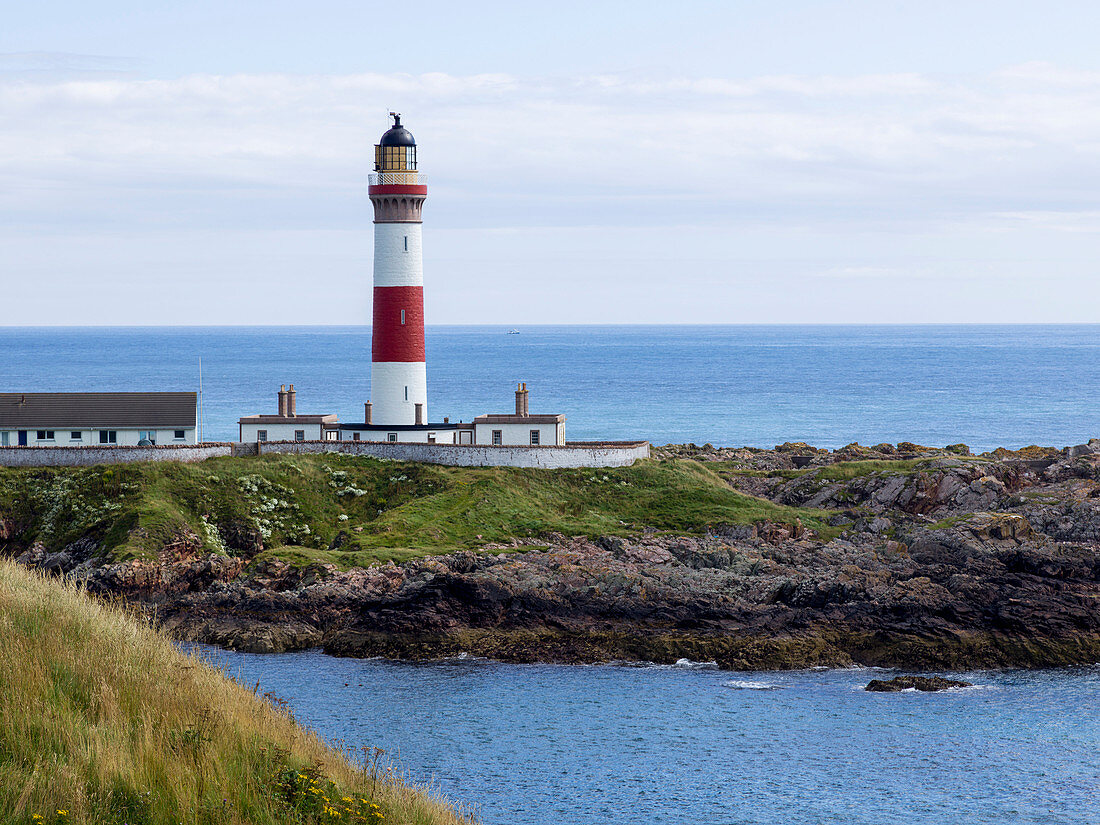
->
[375,145,417,172]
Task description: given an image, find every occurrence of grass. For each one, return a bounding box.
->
[0,557,472,825]
[0,456,837,568]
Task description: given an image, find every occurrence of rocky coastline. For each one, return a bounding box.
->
[6,440,1100,671]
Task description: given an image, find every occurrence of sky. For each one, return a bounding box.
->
[2,1,1100,325]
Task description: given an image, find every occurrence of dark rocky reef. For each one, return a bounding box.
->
[866,676,973,692]
[7,439,1100,670]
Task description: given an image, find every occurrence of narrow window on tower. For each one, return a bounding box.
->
[404,235,408,252]
[404,386,409,401]
[401,309,406,325]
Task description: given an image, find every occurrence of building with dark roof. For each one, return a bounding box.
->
[0,392,197,447]
[237,385,338,443]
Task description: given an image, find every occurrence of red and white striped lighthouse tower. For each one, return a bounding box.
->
[368,113,428,427]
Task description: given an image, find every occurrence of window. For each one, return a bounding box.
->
[404,235,408,252]
[401,309,405,325]
[257,430,268,442]
[294,430,305,442]
[36,430,55,441]
[428,432,436,443]
[0,432,8,447]
[70,431,82,441]
[530,430,540,445]
[377,144,417,172]
[492,430,502,445]
[99,430,117,444]
[404,386,408,401]
[352,432,360,441]
[139,430,157,445]
[387,433,397,443]
[174,430,185,440]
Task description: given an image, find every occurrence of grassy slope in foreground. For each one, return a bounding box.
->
[0,559,470,825]
[0,455,835,568]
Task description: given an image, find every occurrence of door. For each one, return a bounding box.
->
[17,430,27,446]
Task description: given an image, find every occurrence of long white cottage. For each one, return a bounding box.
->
[0,392,197,447]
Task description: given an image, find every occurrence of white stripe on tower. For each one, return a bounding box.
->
[373,224,422,286]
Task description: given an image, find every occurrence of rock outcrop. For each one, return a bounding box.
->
[865,676,973,692]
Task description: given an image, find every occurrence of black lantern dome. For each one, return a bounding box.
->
[375,113,417,172]
[379,113,416,147]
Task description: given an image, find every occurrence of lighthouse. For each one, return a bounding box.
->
[368,113,428,426]
[335,114,567,447]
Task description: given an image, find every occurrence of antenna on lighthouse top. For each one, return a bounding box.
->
[389,111,400,126]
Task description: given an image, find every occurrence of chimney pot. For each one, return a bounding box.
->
[414,402,424,426]
[277,386,287,417]
[364,401,372,425]
[443,416,449,424]
[287,384,296,417]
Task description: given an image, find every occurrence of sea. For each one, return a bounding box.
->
[196,647,1100,825]
[3,323,1100,451]
[9,324,1100,823]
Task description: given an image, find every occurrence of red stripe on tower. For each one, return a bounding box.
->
[371,286,425,362]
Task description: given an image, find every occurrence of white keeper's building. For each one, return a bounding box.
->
[237,385,338,443]
[0,392,197,447]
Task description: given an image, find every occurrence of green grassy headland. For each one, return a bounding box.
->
[0,455,837,569]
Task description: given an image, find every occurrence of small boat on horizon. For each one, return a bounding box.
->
[507,328,520,334]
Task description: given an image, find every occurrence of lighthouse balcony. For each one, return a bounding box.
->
[369,172,425,186]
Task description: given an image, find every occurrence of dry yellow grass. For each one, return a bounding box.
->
[0,558,474,825]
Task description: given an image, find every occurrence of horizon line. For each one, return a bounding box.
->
[4,321,1100,329]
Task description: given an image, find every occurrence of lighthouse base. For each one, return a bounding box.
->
[369,361,427,426]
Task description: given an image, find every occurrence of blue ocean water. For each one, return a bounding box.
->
[3,324,1100,451]
[199,647,1100,825]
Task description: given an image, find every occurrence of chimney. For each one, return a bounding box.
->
[414,402,424,426]
[287,384,297,417]
[364,401,373,425]
[522,382,529,416]
[277,385,287,417]
[515,382,525,416]
[443,416,449,424]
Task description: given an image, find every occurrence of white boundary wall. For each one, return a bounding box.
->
[260,440,650,468]
[0,440,650,469]
[0,444,232,467]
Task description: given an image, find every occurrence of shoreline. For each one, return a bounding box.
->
[5,439,1100,673]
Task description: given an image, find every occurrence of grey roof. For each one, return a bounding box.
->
[338,422,463,431]
[0,392,196,428]
[473,413,566,424]
[238,414,337,424]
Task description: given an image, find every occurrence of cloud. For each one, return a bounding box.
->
[0,51,141,80]
[2,66,1100,324]
[1,64,1099,224]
